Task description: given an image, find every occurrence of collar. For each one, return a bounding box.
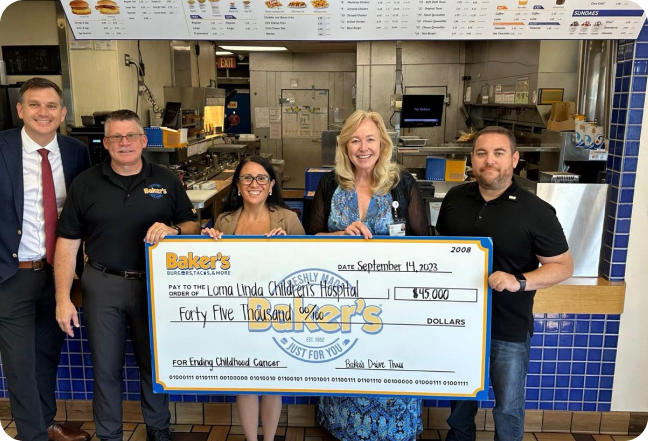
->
[465,178,521,204]
[101,155,152,179]
[21,127,59,155]
[219,206,285,226]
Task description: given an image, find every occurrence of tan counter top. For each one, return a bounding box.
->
[534,277,625,314]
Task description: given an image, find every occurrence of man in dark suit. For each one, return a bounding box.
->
[0,78,91,441]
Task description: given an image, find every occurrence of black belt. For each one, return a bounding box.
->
[88,261,145,280]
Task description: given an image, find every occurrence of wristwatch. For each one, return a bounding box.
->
[515,273,527,292]
[170,225,181,235]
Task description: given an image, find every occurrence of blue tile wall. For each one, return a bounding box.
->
[601,23,647,281]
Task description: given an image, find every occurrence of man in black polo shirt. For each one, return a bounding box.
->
[436,126,573,441]
[53,110,199,441]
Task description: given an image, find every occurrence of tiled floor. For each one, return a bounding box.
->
[0,420,642,441]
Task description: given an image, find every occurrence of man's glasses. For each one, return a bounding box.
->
[105,133,144,143]
[239,174,270,185]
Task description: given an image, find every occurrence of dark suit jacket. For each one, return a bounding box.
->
[0,128,91,284]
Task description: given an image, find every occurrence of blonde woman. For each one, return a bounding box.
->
[306,110,427,440]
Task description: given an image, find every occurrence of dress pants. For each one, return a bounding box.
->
[81,264,170,441]
[0,267,65,441]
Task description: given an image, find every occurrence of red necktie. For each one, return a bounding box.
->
[38,149,58,265]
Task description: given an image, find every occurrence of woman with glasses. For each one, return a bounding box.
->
[202,155,304,441]
[306,110,427,441]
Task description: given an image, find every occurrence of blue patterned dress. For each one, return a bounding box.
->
[319,185,423,441]
[327,186,395,235]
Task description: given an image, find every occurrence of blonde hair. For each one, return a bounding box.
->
[335,110,401,195]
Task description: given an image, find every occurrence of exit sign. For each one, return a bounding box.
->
[217,57,236,69]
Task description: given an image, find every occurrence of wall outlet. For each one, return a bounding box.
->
[124,54,131,67]
[390,94,403,111]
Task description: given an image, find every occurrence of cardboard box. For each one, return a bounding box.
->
[546,101,576,132]
[161,128,188,148]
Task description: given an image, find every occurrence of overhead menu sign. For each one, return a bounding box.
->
[63,0,645,41]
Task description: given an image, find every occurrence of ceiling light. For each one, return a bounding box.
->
[219,46,288,52]
[215,51,234,55]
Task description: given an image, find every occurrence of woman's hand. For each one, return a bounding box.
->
[266,228,287,236]
[201,228,223,240]
[344,221,373,239]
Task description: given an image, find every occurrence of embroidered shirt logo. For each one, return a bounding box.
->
[144,184,167,199]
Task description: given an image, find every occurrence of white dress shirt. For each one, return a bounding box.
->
[18,128,67,261]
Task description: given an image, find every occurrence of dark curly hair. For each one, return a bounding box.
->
[221,155,289,214]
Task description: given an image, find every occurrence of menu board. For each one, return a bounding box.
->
[63,0,645,41]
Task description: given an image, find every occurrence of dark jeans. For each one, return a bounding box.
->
[0,267,65,441]
[82,264,170,441]
[446,335,531,441]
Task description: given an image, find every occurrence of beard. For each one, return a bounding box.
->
[474,167,513,191]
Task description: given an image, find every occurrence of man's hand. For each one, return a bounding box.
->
[56,299,79,337]
[144,222,176,244]
[488,271,521,292]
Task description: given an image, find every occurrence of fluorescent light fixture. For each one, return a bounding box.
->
[215,51,234,55]
[219,45,288,52]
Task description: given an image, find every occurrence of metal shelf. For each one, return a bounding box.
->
[466,103,538,109]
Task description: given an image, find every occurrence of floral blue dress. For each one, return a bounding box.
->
[327,186,395,235]
[319,185,423,441]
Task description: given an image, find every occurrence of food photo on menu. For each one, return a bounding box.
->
[288,1,307,8]
[69,0,91,14]
[95,0,120,14]
[310,0,328,8]
[265,0,282,8]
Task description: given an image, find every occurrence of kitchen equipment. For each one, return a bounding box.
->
[0,84,22,130]
[81,115,95,127]
[400,136,428,147]
[540,171,580,183]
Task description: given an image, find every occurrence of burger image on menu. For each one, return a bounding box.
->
[70,0,91,14]
[95,0,120,14]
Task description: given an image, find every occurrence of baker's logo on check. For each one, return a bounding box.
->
[245,269,383,363]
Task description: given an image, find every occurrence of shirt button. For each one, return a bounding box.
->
[17,229,21,235]
[12,253,17,258]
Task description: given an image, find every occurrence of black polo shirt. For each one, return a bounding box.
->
[57,157,197,271]
[436,180,569,342]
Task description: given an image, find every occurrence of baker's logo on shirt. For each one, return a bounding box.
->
[144,184,167,199]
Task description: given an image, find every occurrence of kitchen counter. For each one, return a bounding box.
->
[398,144,560,155]
[186,177,232,223]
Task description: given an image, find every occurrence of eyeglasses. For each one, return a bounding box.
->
[238,174,270,185]
[105,133,144,143]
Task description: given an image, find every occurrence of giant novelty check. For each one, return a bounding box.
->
[146,236,493,399]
